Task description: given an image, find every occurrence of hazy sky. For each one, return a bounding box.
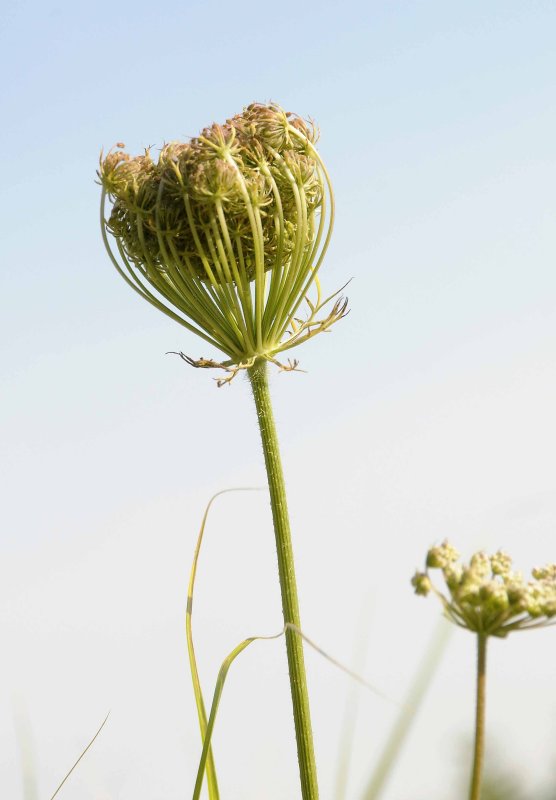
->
[1,1,555,798]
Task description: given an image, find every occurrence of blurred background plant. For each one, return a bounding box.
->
[453,741,556,800]
[413,543,556,800]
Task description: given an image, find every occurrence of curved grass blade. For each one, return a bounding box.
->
[192,628,284,800]
[192,619,395,800]
[284,624,393,703]
[49,712,110,799]
[187,488,262,800]
[189,490,393,800]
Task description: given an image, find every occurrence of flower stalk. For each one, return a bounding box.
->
[469,633,487,800]
[248,358,319,799]
[98,103,342,798]
[412,541,556,800]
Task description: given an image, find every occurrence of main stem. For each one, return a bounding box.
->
[469,633,487,800]
[248,359,319,800]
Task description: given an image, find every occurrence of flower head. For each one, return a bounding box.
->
[98,103,346,375]
[412,540,556,637]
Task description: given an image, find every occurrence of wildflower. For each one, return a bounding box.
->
[413,542,556,800]
[412,541,556,637]
[98,103,346,377]
[97,104,341,796]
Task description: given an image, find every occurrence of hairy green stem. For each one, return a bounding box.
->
[469,634,487,800]
[248,359,319,800]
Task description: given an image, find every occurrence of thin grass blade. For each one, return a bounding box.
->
[361,621,451,800]
[186,488,262,800]
[49,712,110,800]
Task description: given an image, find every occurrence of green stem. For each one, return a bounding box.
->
[248,358,319,800]
[469,634,487,800]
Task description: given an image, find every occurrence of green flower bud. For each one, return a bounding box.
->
[469,551,491,578]
[542,597,556,617]
[426,540,460,569]
[490,550,513,576]
[444,563,464,592]
[479,581,509,612]
[99,103,346,373]
[532,564,556,580]
[506,581,528,611]
[458,581,482,607]
[411,571,432,596]
[526,587,543,618]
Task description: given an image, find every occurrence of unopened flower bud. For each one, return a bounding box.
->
[412,571,432,596]
[426,540,459,569]
[490,551,512,576]
[469,551,490,578]
[99,102,346,372]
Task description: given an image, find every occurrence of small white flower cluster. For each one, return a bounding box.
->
[412,540,556,637]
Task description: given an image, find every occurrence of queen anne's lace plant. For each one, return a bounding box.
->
[97,103,342,798]
[98,103,346,381]
[412,540,556,637]
[413,541,556,800]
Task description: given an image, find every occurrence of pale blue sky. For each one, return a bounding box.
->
[1,2,556,798]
